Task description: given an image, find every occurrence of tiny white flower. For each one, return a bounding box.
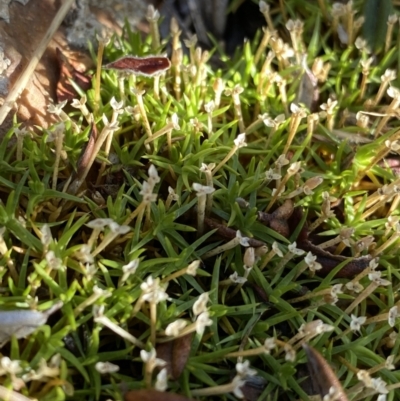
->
[13,126,30,139]
[259,1,269,14]
[46,122,65,143]
[167,186,179,201]
[323,386,341,401]
[183,34,197,48]
[275,154,290,167]
[229,272,247,284]
[388,306,399,327]
[93,285,112,298]
[71,95,87,109]
[263,338,276,353]
[236,360,257,377]
[387,86,400,99]
[1,357,22,375]
[204,100,215,113]
[141,276,169,304]
[287,162,302,176]
[290,103,302,114]
[272,242,283,257]
[299,320,333,336]
[234,133,247,149]
[357,369,373,387]
[101,113,119,130]
[350,315,366,332]
[385,355,395,370]
[47,100,67,116]
[140,181,157,203]
[165,319,188,337]
[186,260,200,276]
[381,69,396,82]
[140,348,166,369]
[369,271,382,281]
[288,242,305,256]
[354,37,370,53]
[92,304,105,318]
[200,163,216,172]
[109,222,131,235]
[369,271,391,286]
[192,183,215,196]
[265,168,281,181]
[110,97,124,111]
[86,218,114,229]
[345,281,363,293]
[121,259,139,283]
[193,292,209,316]
[155,367,168,391]
[95,361,120,374]
[40,224,52,246]
[232,375,246,398]
[262,114,285,128]
[236,230,250,247]
[331,284,343,296]
[195,311,213,334]
[284,344,296,362]
[371,377,389,394]
[45,251,63,270]
[146,4,160,21]
[304,252,322,272]
[320,98,338,113]
[148,164,160,184]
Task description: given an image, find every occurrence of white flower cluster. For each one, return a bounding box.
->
[164,292,213,338]
[140,165,160,203]
[0,354,61,391]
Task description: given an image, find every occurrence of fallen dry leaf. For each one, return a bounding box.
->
[156,333,193,380]
[103,55,171,77]
[303,343,349,401]
[56,47,92,102]
[124,389,195,401]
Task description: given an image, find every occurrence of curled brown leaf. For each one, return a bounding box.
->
[303,344,349,401]
[156,333,193,380]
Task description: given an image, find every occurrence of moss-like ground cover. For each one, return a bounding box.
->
[1,1,400,400]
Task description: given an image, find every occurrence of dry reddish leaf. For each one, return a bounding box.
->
[171,333,192,379]
[303,344,349,401]
[156,333,193,380]
[288,207,371,278]
[56,47,92,102]
[103,55,171,77]
[124,389,194,401]
[298,238,371,278]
